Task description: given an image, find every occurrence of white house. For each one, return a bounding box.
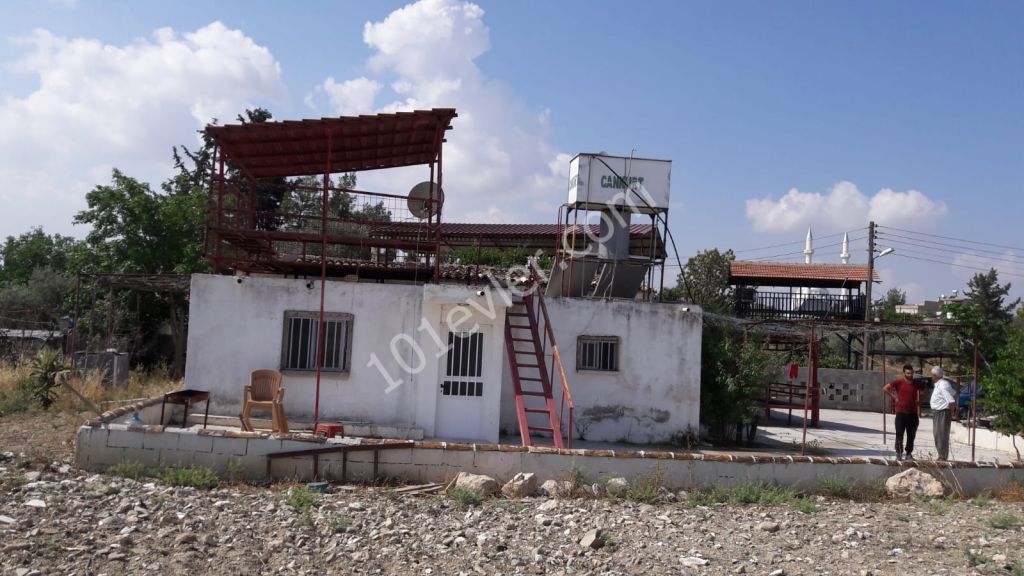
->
[185,273,702,445]
[188,109,701,446]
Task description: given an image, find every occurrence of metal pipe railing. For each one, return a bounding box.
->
[529,261,574,448]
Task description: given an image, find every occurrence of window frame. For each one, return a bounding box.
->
[280,311,354,374]
[575,335,620,372]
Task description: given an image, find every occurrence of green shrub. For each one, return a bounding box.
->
[157,466,220,490]
[790,498,818,514]
[687,482,799,506]
[987,510,1022,530]
[107,460,146,481]
[283,486,320,514]
[625,470,664,504]
[816,476,887,501]
[28,348,66,410]
[449,486,485,507]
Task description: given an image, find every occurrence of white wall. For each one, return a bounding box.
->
[500,298,702,444]
[185,274,508,443]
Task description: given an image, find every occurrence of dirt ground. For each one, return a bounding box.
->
[0,410,84,464]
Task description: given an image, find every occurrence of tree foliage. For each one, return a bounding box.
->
[668,248,735,314]
[0,228,80,286]
[981,323,1024,458]
[700,325,780,443]
[944,268,1020,370]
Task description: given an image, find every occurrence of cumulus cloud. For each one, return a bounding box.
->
[307,0,569,222]
[316,77,381,116]
[745,181,948,233]
[0,22,285,236]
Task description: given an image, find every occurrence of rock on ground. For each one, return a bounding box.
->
[453,471,499,496]
[501,472,538,498]
[885,468,946,498]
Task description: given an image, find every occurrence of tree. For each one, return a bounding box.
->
[670,248,735,314]
[981,323,1024,460]
[700,324,780,443]
[0,228,79,286]
[874,287,906,314]
[944,269,1020,370]
[74,169,208,376]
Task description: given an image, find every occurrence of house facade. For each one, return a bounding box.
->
[185,272,701,444]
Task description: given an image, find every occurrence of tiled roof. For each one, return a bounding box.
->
[370,222,655,238]
[730,261,879,285]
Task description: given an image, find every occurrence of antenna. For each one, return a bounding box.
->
[407,181,442,219]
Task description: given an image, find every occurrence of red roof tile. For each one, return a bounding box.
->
[730,261,879,287]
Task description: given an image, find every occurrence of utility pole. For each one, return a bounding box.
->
[863,221,876,369]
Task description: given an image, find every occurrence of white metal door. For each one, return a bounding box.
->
[435,327,487,441]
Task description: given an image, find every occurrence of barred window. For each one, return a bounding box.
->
[576,336,619,372]
[281,311,353,373]
[442,331,484,397]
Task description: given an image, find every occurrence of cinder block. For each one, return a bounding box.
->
[158,449,195,468]
[142,431,179,450]
[244,438,284,457]
[120,448,160,467]
[107,429,144,449]
[211,437,248,456]
[176,431,215,453]
[78,444,125,470]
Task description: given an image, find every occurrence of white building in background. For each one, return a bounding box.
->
[185,273,702,445]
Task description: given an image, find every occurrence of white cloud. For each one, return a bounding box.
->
[319,76,381,115]
[745,181,948,233]
[308,0,568,222]
[0,22,285,237]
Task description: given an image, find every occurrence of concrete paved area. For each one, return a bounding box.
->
[758,408,1016,463]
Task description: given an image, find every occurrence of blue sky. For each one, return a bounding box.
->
[1,0,1021,304]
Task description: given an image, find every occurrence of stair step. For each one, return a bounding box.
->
[524,408,550,414]
[518,377,543,382]
[519,391,547,397]
[510,338,534,342]
[528,426,554,433]
[507,312,530,317]
[518,363,540,368]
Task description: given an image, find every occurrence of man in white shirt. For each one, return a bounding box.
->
[929,366,958,460]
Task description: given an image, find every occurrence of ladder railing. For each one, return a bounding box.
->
[529,261,574,449]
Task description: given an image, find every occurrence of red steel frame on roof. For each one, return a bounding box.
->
[204,108,456,281]
[203,109,457,425]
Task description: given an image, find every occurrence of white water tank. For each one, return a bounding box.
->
[567,153,671,213]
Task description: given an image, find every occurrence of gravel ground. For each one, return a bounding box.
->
[2,413,1023,575]
[2,457,1024,576]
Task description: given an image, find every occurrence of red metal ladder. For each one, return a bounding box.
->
[505,293,565,448]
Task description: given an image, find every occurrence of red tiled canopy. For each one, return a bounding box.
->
[205,108,457,179]
[730,261,879,289]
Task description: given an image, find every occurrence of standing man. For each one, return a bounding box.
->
[929,366,958,461]
[883,364,926,460]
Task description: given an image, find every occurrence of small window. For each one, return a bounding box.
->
[576,336,619,372]
[442,331,484,397]
[281,311,353,373]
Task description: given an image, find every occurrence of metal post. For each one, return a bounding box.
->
[313,129,332,427]
[972,344,979,462]
[863,221,876,369]
[881,331,888,446]
[434,145,443,283]
[801,323,814,455]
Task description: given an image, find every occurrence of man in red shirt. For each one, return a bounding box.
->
[883,364,926,460]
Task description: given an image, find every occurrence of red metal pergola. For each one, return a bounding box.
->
[204,109,457,425]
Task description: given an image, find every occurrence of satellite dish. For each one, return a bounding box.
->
[408,181,442,219]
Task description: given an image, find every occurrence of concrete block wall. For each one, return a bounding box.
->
[76,423,1024,495]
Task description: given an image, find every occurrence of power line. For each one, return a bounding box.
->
[880,237,1024,268]
[890,253,1024,280]
[878,225,1024,254]
[877,230,1024,260]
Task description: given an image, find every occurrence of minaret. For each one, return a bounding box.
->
[804,227,814,264]
[840,233,850,264]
